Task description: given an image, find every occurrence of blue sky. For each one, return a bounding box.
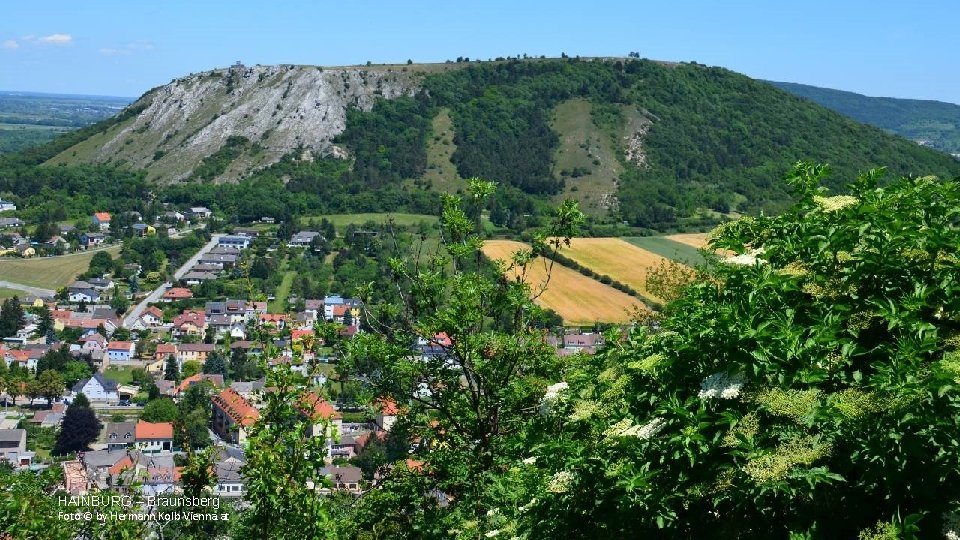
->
[1,0,957,103]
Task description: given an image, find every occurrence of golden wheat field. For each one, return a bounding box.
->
[481,240,647,325]
[548,237,674,303]
[664,233,710,249]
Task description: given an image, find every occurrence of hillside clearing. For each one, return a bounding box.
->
[0,246,122,289]
[482,240,647,325]
[421,108,465,193]
[550,99,622,219]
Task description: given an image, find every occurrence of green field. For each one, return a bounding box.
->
[300,213,439,229]
[0,246,122,289]
[0,287,24,299]
[103,366,139,385]
[420,108,466,193]
[624,237,707,266]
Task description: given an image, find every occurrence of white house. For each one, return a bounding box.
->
[217,235,251,249]
[107,341,135,362]
[135,421,173,455]
[71,373,119,404]
[69,289,101,304]
[189,207,212,219]
[0,200,15,213]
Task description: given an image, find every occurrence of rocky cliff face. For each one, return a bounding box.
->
[50,64,422,182]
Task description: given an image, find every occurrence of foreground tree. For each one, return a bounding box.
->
[53,394,102,455]
[523,164,960,538]
[337,180,584,537]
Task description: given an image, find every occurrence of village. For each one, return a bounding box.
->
[0,206,603,500]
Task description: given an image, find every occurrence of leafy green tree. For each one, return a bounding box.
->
[182,360,201,378]
[0,297,24,338]
[140,398,177,423]
[85,250,115,277]
[110,293,130,316]
[71,392,90,408]
[523,164,960,538]
[36,369,64,406]
[53,399,102,455]
[60,361,92,389]
[337,181,584,535]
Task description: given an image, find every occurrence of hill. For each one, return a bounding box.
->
[769,80,960,156]
[7,58,960,231]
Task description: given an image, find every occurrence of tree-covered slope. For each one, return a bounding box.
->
[769,80,960,155]
[339,59,960,229]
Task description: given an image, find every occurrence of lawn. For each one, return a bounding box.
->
[552,238,682,303]
[103,366,139,385]
[269,265,296,313]
[482,240,648,325]
[624,236,708,266]
[0,245,122,289]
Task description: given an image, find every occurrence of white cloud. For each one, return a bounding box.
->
[38,33,72,44]
[1,40,18,49]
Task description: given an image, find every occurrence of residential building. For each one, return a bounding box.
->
[374,399,399,433]
[182,271,219,285]
[69,289,101,304]
[211,388,259,445]
[189,207,212,219]
[318,466,363,494]
[104,421,136,451]
[214,457,246,497]
[92,212,112,231]
[107,341,136,362]
[0,217,25,228]
[79,232,107,248]
[0,429,33,468]
[289,231,322,248]
[176,373,224,395]
[0,199,16,212]
[217,235,251,249]
[140,306,164,327]
[154,343,178,362]
[135,421,174,455]
[162,288,193,302]
[176,343,214,366]
[71,373,119,404]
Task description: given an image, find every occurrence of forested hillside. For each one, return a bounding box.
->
[3,58,959,231]
[770,80,960,154]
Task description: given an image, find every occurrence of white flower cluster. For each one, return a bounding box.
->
[538,382,569,417]
[813,194,859,213]
[605,417,665,440]
[698,372,746,400]
[944,511,960,540]
[522,456,537,465]
[723,253,766,266]
[547,471,575,494]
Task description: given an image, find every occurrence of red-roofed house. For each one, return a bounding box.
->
[135,421,173,454]
[107,341,136,362]
[212,388,260,444]
[257,313,288,329]
[162,288,193,302]
[177,343,214,366]
[375,398,399,432]
[172,310,206,336]
[291,328,314,342]
[154,343,178,362]
[92,212,111,231]
[176,373,225,394]
[141,306,163,327]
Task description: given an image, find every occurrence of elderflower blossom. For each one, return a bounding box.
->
[522,456,537,465]
[539,382,569,416]
[943,511,960,540]
[547,471,575,494]
[723,254,765,266]
[698,372,746,400]
[813,194,859,213]
[485,530,500,538]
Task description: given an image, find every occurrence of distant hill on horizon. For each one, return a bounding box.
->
[0,91,132,154]
[768,80,960,156]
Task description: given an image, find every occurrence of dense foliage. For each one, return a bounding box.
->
[772,80,960,154]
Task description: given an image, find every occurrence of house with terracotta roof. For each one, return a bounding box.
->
[257,313,288,329]
[154,343,178,362]
[107,341,135,362]
[298,391,343,453]
[375,398,400,433]
[211,388,260,444]
[162,287,193,302]
[172,310,206,336]
[135,421,173,454]
[92,212,111,231]
[176,373,224,395]
[141,306,164,327]
[79,333,107,355]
